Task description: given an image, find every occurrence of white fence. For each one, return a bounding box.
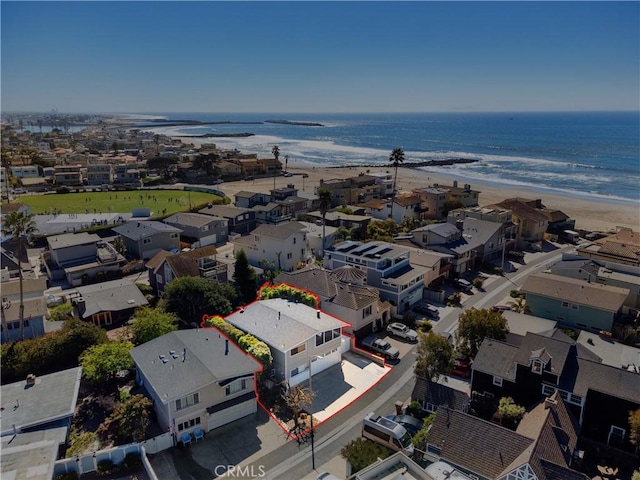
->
[53,434,171,479]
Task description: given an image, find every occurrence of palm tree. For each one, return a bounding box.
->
[317,187,332,259]
[388,147,405,220]
[1,211,37,341]
[272,145,280,161]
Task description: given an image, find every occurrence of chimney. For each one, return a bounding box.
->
[278,311,281,320]
[25,374,36,386]
[225,339,229,356]
[544,397,557,410]
[316,310,321,319]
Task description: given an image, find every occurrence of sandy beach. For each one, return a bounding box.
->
[176,138,639,234]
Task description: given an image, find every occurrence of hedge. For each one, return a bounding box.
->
[258,284,318,308]
[202,315,272,367]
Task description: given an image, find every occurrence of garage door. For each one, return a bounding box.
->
[207,397,256,432]
[310,347,341,376]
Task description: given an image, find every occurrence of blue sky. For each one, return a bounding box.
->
[2,1,638,113]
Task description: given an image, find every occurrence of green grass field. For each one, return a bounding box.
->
[20,189,224,216]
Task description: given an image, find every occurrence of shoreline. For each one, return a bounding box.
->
[174,136,640,234]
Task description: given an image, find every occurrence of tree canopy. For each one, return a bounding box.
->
[498,396,526,430]
[1,318,108,384]
[160,276,239,327]
[130,307,178,345]
[367,219,402,242]
[455,308,508,359]
[98,394,153,444]
[340,437,389,473]
[233,249,258,305]
[80,341,134,384]
[414,331,454,382]
[630,408,640,447]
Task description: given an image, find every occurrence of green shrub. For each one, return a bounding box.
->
[258,284,318,308]
[202,315,272,367]
[472,277,484,289]
[494,266,504,276]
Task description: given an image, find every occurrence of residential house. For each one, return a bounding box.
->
[113,221,182,261]
[425,394,589,480]
[257,157,282,176]
[0,278,49,343]
[549,256,640,311]
[45,232,126,286]
[408,218,507,274]
[86,163,112,186]
[0,366,82,437]
[487,198,550,249]
[274,266,392,339]
[318,175,383,207]
[217,160,242,178]
[542,208,576,236]
[576,330,640,372]
[361,193,425,224]
[368,171,394,198]
[113,163,143,187]
[130,329,262,437]
[53,165,83,186]
[253,202,294,224]
[151,245,228,296]
[232,222,310,272]
[411,378,470,415]
[10,165,40,179]
[355,452,454,480]
[234,191,269,209]
[447,181,481,208]
[303,210,371,238]
[297,221,338,259]
[198,204,257,236]
[72,278,148,328]
[575,228,640,267]
[225,298,348,386]
[521,272,629,333]
[236,158,263,177]
[324,241,428,316]
[471,330,640,453]
[163,212,228,247]
[412,186,453,220]
[404,246,453,289]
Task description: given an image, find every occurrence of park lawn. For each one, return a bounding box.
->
[20,190,224,216]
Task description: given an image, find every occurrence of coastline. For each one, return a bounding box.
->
[175,136,640,234]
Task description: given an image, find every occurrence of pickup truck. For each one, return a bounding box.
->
[361,336,400,360]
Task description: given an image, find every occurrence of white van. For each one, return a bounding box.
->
[362,412,414,455]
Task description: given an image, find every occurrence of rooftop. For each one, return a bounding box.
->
[225,298,348,352]
[164,212,226,228]
[46,232,100,250]
[0,367,82,436]
[112,220,182,240]
[130,329,261,403]
[74,278,148,318]
[0,427,67,480]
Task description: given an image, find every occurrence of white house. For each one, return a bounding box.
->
[225,298,349,387]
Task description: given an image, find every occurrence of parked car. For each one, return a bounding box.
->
[283,172,293,177]
[361,336,400,360]
[244,176,254,181]
[385,414,423,436]
[12,188,26,195]
[386,322,418,342]
[212,179,224,184]
[302,173,309,178]
[46,294,64,307]
[455,278,473,292]
[414,302,439,318]
[491,305,512,312]
[450,358,471,378]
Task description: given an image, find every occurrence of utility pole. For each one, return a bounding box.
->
[308,357,316,470]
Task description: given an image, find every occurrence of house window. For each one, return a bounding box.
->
[423,402,437,413]
[542,384,556,396]
[176,392,199,411]
[287,253,292,260]
[143,238,152,244]
[531,359,544,374]
[569,394,582,405]
[290,344,306,356]
[201,225,209,232]
[293,237,296,244]
[561,301,569,308]
[608,426,625,446]
[362,305,372,318]
[225,378,248,396]
[290,363,308,378]
[571,304,579,310]
[177,417,201,432]
[493,376,503,387]
[170,233,179,239]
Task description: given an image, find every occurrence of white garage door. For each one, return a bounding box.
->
[310,347,341,376]
[207,398,256,432]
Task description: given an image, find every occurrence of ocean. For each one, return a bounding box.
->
[134,112,640,205]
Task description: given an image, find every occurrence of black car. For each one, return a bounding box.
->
[385,414,423,436]
[413,302,439,318]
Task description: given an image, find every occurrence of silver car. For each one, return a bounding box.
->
[386,322,418,342]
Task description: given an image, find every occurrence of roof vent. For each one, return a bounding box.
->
[26,374,36,385]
